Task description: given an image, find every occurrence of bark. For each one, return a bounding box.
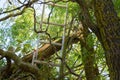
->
[22,39,62,62]
[0,49,41,80]
[22,35,80,62]
[1,0,119,79]
[81,44,99,80]
[76,0,120,79]
[93,0,120,80]
[0,34,80,79]
[75,0,100,80]
[80,30,100,80]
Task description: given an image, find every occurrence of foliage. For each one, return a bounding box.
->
[0,0,120,80]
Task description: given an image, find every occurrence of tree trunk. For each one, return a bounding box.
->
[81,40,100,80]
[94,0,120,80]
[80,26,100,80]
[75,0,100,79]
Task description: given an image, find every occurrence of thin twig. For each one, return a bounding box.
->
[45,4,54,31]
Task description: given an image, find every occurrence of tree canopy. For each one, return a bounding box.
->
[0,0,120,80]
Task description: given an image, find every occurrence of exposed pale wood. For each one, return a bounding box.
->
[22,36,80,62]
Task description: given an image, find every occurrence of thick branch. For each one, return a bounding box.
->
[0,49,41,79]
[75,0,102,41]
[22,35,80,62]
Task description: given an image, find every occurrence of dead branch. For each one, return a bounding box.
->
[22,35,80,62]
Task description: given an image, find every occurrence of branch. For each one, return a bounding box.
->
[75,0,101,40]
[34,60,60,67]
[0,7,26,21]
[22,35,80,62]
[0,49,41,79]
[0,0,39,21]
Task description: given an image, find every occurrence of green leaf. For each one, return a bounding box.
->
[15,46,21,52]
[21,47,27,53]
[86,33,95,47]
[16,39,23,43]
[24,43,31,48]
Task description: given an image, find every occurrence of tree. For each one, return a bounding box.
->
[0,0,119,80]
[94,1,120,80]
[76,0,120,80]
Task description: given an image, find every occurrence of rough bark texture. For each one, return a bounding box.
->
[0,49,41,80]
[93,0,120,80]
[1,0,120,79]
[75,0,120,80]
[80,29,100,80]
[75,0,100,80]
[81,43,99,80]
